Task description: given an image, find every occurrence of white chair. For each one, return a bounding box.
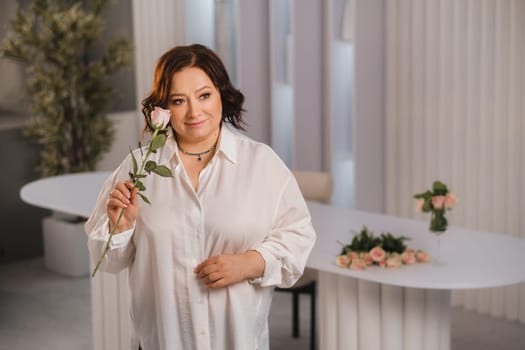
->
[275,170,333,350]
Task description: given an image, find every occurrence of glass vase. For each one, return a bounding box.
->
[430,229,446,266]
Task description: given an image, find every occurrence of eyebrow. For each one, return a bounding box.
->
[169,85,212,98]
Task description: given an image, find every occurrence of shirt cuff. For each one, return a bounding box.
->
[250,246,282,287]
[106,220,135,250]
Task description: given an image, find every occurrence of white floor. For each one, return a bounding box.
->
[1,258,525,350]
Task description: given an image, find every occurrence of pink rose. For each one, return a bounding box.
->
[444,193,457,209]
[401,250,416,264]
[347,251,359,261]
[386,254,402,269]
[151,107,171,129]
[415,198,424,212]
[415,250,430,263]
[350,258,366,270]
[336,255,351,268]
[369,246,386,263]
[431,196,445,210]
[361,252,374,265]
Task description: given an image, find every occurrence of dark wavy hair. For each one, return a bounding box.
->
[141,44,246,132]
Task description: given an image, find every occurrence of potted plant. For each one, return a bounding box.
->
[1,0,133,276]
[1,0,132,176]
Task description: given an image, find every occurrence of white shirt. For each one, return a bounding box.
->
[85,125,316,350]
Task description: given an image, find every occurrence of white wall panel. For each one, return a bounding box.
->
[385,0,525,323]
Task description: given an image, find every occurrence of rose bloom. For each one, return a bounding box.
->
[361,252,374,265]
[369,246,386,263]
[336,254,351,268]
[150,106,171,129]
[347,251,359,261]
[415,250,430,263]
[444,193,457,209]
[378,259,387,268]
[386,254,402,269]
[415,198,425,212]
[350,258,367,270]
[431,195,445,210]
[401,250,416,264]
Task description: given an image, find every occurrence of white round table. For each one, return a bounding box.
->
[307,201,525,350]
[20,172,111,218]
[20,172,112,276]
[20,173,525,350]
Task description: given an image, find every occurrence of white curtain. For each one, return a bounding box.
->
[385,0,525,322]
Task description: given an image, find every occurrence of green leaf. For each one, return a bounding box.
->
[129,147,138,174]
[422,199,432,212]
[138,141,144,157]
[135,180,146,191]
[150,133,167,151]
[152,165,173,177]
[138,192,151,205]
[432,181,448,195]
[380,232,409,253]
[144,160,157,173]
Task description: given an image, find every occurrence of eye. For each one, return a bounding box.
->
[199,93,211,100]
[171,98,184,105]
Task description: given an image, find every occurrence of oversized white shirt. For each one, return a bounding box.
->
[85,124,316,350]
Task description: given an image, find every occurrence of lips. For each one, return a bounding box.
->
[185,119,206,128]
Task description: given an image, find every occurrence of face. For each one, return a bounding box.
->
[168,67,222,147]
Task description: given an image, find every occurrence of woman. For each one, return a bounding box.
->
[86,44,316,350]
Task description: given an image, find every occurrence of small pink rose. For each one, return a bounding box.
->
[151,107,171,129]
[415,250,430,263]
[350,258,366,270]
[401,250,416,264]
[336,255,351,268]
[444,193,457,209]
[347,251,359,261]
[386,254,402,269]
[432,196,445,210]
[361,252,374,265]
[415,198,424,212]
[370,246,386,263]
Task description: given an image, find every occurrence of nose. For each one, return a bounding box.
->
[187,98,202,118]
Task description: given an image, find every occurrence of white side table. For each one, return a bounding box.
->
[307,202,525,350]
[20,172,111,276]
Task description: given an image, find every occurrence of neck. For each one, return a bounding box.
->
[175,131,220,161]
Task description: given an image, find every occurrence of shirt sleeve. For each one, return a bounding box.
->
[85,159,137,274]
[252,175,317,288]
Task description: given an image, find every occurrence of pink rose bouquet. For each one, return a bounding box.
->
[91,107,173,277]
[414,181,457,232]
[336,226,429,270]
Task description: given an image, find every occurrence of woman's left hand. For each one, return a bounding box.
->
[195,251,265,288]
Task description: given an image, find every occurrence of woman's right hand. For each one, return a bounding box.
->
[107,181,139,234]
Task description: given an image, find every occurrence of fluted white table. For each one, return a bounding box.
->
[20,173,525,350]
[307,201,525,350]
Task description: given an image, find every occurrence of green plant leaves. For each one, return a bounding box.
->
[144,160,157,172]
[129,147,138,174]
[138,192,150,205]
[340,226,411,255]
[152,165,173,177]
[432,181,448,195]
[150,133,167,151]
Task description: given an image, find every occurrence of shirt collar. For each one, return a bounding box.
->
[216,123,238,164]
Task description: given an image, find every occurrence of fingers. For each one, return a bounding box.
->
[108,181,136,208]
[106,181,139,234]
[195,255,239,289]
